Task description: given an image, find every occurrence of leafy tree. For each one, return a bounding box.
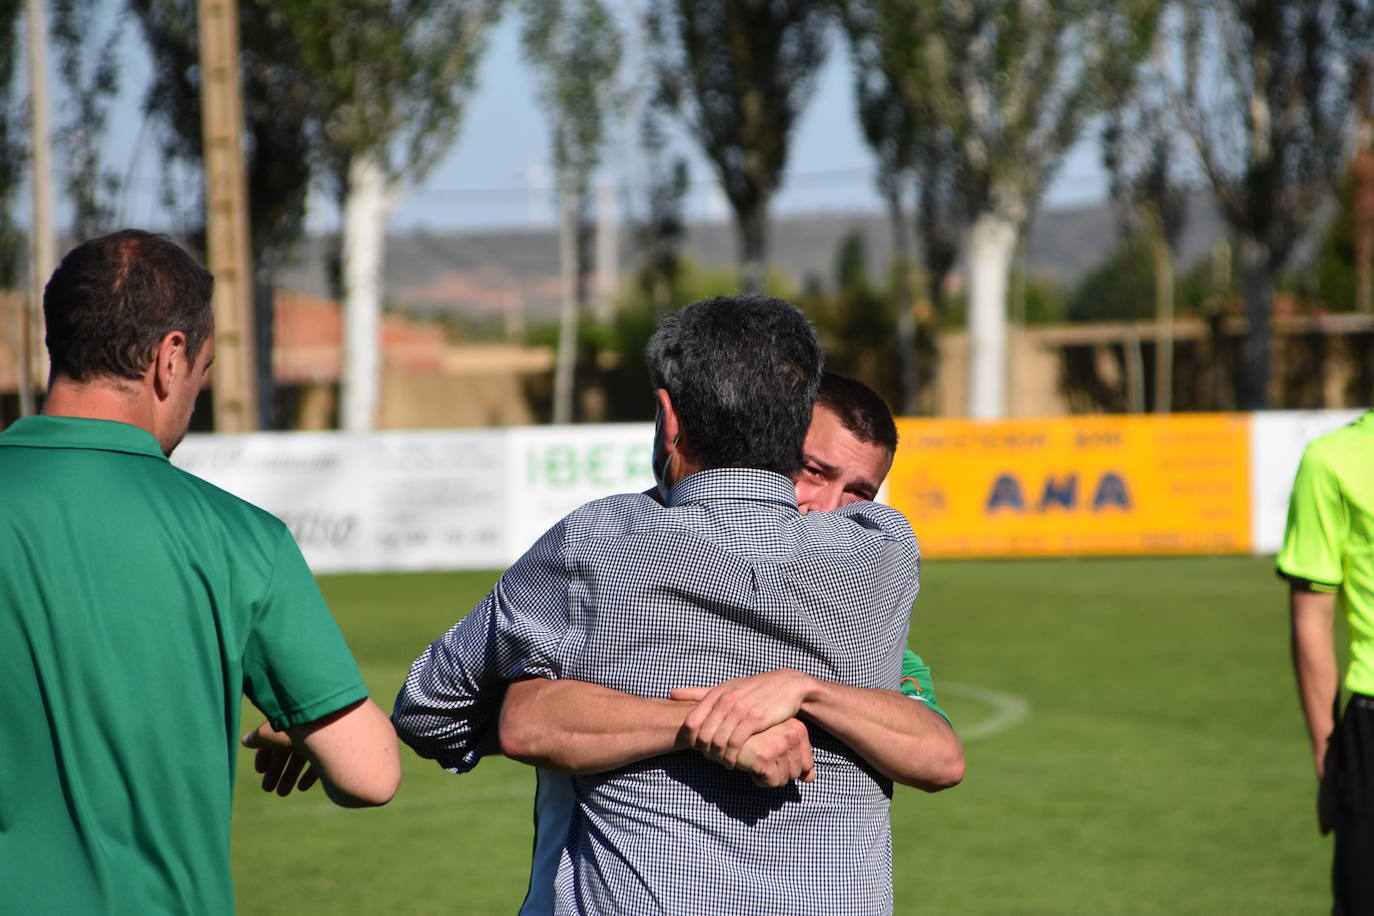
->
[844,3,972,414]
[131,0,320,428]
[844,0,1163,417]
[633,105,690,316]
[648,0,831,293]
[50,0,122,239]
[521,0,622,424]
[1162,0,1372,408]
[131,0,502,431]
[297,0,502,431]
[1066,236,1158,323]
[846,35,919,413]
[812,231,901,406]
[1315,145,1374,313]
[1101,51,1188,412]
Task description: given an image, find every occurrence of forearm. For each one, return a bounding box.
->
[288,698,401,808]
[499,678,693,773]
[801,678,964,791]
[1290,588,1340,774]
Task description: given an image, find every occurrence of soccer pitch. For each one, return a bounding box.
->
[230,556,1331,914]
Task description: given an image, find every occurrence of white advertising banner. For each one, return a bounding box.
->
[173,430,509,573]
[504,423,656,559]
[166,409,1374,574]
[1250,409,1365,554]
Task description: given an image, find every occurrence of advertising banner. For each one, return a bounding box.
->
[885,414,1252,557]
[166,407,1364,573]
[1250,410,1365,554]
[173,430,508,572]
[504,423,656,559]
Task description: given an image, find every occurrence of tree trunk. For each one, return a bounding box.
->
[552,181,579,425]
[594,180,618,324]
[339,152,394,432]
[737,204,768,296]
[1239,236,1273,411]
[1150,231,1174,413]
[1353,138,1374,313]
[965,208,1018,418]
[887,189,918,416]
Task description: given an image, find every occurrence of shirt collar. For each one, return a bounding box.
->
[666,467,798,510]
[0,415,168,462]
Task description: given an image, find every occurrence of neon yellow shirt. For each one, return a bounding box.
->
[1278,411,1374,696]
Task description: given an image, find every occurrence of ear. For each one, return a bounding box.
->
[152,331,188,400]
[656,388,683,456]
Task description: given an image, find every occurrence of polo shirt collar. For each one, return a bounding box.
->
[0,416,168,462]
[667,467,798,510]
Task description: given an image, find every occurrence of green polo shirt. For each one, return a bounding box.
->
[0,416,368,915]
[1278,411,1374,697]
[899,649,952,726]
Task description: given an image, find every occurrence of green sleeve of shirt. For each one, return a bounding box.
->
[242,527,369,730]
[899,649,952,727]
[1277,442,1346,592]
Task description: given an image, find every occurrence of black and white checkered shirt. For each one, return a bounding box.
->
[394,468,919,915]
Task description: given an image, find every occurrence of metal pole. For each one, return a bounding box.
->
[198,0,258,431]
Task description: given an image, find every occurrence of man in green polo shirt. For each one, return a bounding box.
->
[1279,411,1374,912]
[0,230,400,915]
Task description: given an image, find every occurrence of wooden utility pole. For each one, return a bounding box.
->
[198,0,257,431]
[23,0,56,416]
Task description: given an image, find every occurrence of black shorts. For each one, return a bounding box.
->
[1332,694,1374,913]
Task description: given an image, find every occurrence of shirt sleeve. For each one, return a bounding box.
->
[1277,443,1347,592]
[392,521,573,773]
[899,649,952,727]
[242,527,369,731]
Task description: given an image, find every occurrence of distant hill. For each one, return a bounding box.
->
[274,193,1225,324]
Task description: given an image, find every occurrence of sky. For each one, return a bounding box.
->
[80,7,1110,235]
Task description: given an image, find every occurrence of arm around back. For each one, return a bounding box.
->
[498,677,692,772]
[677,669,964,791]
[247,698,401,807]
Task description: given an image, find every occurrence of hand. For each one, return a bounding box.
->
[735,718,816,788]
[1318,738,1338,836]
[671,669,816,769]
[242,720,318,797]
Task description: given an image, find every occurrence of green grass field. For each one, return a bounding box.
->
[229,556,1332,914]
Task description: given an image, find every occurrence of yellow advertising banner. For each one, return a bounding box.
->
[886,414,1252,557]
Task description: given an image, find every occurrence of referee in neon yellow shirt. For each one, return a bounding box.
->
[1279,411,1374,912]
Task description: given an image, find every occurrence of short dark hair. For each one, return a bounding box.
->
[816,372,898,455]
[646,295,823,477]
[44,229,214,382]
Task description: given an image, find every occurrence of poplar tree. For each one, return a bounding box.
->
[51,0,122,239]
[131,0,502,430]
[1163,0,1371,409]
[648,0,831,294]
[844,0,1163,417]
[521,0,622,423]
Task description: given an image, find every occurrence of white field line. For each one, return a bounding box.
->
[939,682,1031,741]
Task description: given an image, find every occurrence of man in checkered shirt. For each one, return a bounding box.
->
[394,296,920,915]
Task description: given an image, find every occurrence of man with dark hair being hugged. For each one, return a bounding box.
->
[395,297,927,914]
[0,230,399,915]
